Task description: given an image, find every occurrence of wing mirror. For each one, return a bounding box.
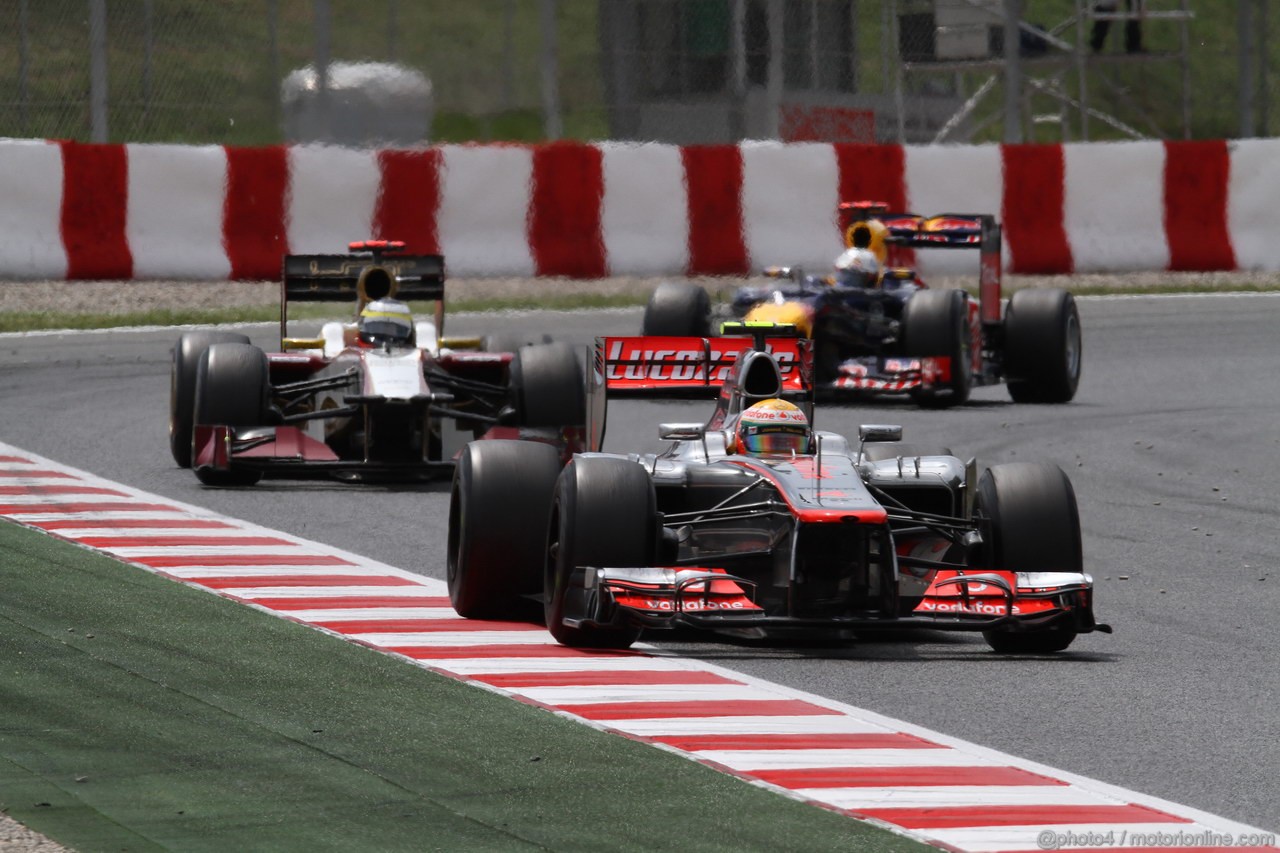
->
[858,424,903,442]
[659,423,705,441]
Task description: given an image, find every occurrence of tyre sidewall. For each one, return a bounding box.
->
[170,331,250,467]
[976,462,1082,573]
[448,440,561,618]
[511,342,585,428]
[976,462,1084,653]
[1005,288,1081,403]
[903,289,971,406]
[192,342,268,486]
[545,456,653,648]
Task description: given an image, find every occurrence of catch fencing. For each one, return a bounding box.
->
[0,1,1271,147]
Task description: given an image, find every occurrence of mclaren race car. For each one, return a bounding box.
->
[641,201,1081,407]
[169,241,584,486]
[447,325,1109,654]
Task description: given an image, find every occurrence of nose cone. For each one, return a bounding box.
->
[744,301,814,338]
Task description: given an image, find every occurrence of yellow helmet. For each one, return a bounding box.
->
[734,399,811,455]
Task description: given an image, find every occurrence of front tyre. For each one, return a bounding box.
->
[976,462,1083,653]
[544,456,655,649]
[447,440,562,619]
[1004,288,1081,403]
[170,331,250,467]
[902,289,972,407]
[192,342,268,486]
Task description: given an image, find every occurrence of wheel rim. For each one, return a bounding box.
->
[1064,311,1082,379]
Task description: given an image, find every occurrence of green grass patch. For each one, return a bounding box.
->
[0,519,927,852]
[0,307,283,333]
[0,293,654,334]
[4,281,1277,334]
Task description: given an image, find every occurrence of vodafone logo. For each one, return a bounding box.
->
[919,600,1020,616]
[641,598,750,611]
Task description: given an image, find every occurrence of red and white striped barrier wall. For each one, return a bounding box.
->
[1,440,1277,852]
[0,137,1275,281]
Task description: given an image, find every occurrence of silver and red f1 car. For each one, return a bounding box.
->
[641,201,1082,407]
[169,241,584,486]
[447,325,1109,654]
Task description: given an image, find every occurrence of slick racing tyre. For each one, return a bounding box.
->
[1004,288,1081,403]
[642,282,711,337]
[545,456,654,649]
[901,289,972,407]
[192,342,269,486]
[170,331,251,467]
[975,462,1083,653]
[510,342,586,428]
[448,440,562,619]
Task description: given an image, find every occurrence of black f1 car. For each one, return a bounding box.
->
[169,241,585,486]
[641,202,1081,407]
[447,325,1109,654]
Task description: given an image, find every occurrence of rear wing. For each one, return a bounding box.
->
[839,201,1003,324]
[587,331,812,452]
[595,335,810,394]
[279,243,446,342]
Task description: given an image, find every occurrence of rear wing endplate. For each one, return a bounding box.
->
[840,202,1002,325]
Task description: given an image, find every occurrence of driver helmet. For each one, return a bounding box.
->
[357,298,415,348]
[734,398,812,456]
[833,247,882,289]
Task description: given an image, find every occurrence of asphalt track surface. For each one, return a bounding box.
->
[0,293,1277,833]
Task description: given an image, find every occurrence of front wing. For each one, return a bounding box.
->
[193,423,584,480]
[560,564,1106,636]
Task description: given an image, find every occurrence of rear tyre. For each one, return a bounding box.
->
[976,462,1083,653]
[447,440,562,619]
[1004,288,1081,403]
[642,282,711,337]
[170,331,250,467]
[544,456,654,649]
[192,342,269,486]
[902,289,972,407]
[510,342,585,428]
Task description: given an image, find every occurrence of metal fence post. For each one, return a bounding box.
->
[89,0,108,142]
[18,0,29,135]
[1259,0,1270,136]
[144,0,155,128]
[1003,0,1023,143]
[314,0,331,142]
[766,0,784,139]
[540,0,562,140]
[730,0,747,139]
[1238,0,1255,138]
